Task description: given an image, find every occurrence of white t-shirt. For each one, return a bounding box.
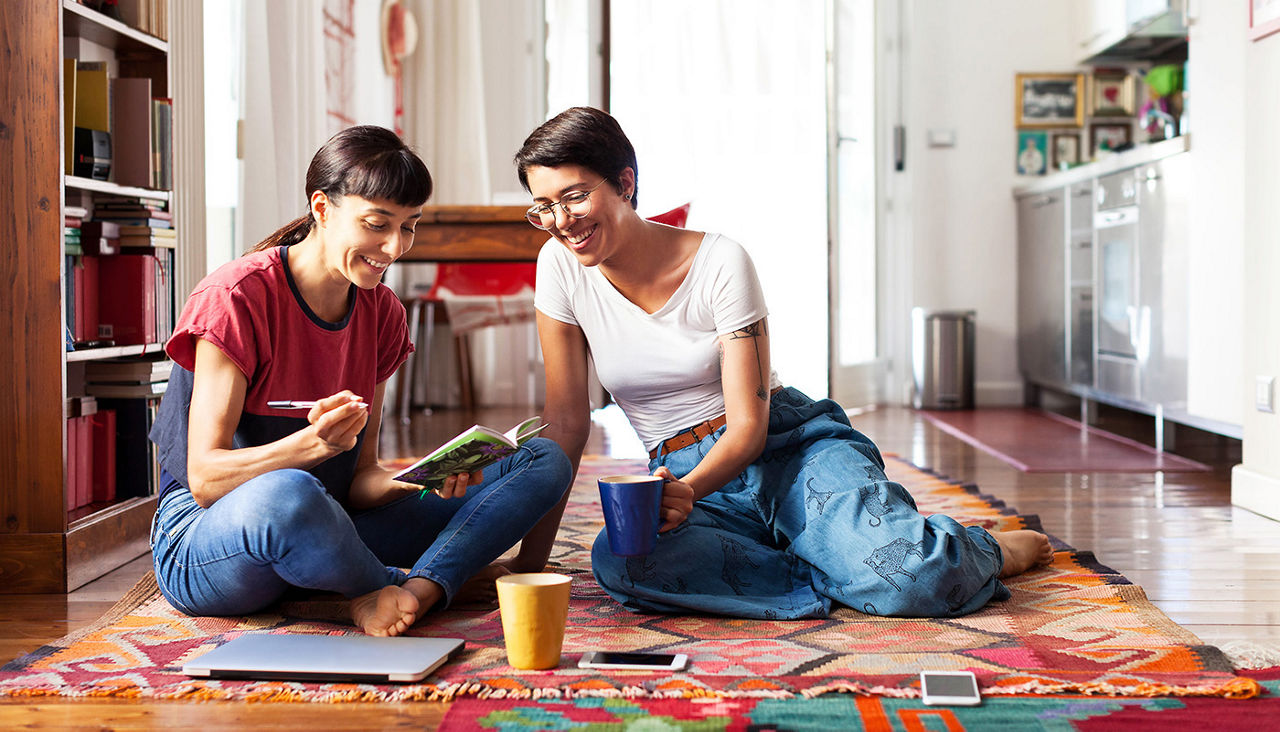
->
[535,232,781,451]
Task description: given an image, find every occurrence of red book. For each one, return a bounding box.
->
[66,415,94,511]
[97,254,158,345]
[90,409,117,503]
[72,255,101,343]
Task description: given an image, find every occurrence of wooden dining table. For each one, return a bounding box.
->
[402,205,548,262]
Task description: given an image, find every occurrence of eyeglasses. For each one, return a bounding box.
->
[526,180,608,230]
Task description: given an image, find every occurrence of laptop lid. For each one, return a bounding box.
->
[183,634,466,683]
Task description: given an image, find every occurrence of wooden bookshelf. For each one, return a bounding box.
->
[0,0,177,593]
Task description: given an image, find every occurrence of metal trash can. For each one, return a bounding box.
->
[911,308,975,409]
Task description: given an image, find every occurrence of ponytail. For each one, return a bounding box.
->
[248,214,314,254]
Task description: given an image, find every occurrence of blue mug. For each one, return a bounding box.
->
[597,475,665,556]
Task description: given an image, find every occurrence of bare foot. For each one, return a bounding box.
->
[993,530,1054,578]
[350,585,420,637]
[451,563,514,609]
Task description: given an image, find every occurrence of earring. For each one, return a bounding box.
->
[624,193,632,201]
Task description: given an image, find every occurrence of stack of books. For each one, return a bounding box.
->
[84,356,172,399]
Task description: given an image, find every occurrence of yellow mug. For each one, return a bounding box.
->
[495,573,572,670]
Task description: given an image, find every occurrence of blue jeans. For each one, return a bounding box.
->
[151,437,571,616]
[592,389,1009,619]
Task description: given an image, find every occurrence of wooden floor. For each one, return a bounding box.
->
[2,403,1277,728]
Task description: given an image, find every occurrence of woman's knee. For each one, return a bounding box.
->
[521,437,573,504]
[227,469,336,531]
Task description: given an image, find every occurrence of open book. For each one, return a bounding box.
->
[391,416,548,489]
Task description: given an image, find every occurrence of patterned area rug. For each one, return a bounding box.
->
[439,667,1280,731]
[0,456,1261,703]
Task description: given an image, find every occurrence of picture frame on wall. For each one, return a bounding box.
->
[1051,132,1081,170]
[1090,70,1135,117]
[1250,0,1280,41]
[1089,122,1131,159]
[1015,72,1084,128]
[1016,130,1048,175]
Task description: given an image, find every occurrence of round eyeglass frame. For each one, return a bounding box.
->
[525,179,609,229]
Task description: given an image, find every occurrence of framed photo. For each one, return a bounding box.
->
[1089,122,1132,159]
[1090,71,1135,117]
[1016,130,1048,175]
[1051,132,1081,170]
[1250,0,1280,41]
[1015,72,1084,128]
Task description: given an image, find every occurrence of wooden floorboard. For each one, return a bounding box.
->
[0,403,1276,728]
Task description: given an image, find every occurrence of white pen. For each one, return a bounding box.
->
[267,400,369,410]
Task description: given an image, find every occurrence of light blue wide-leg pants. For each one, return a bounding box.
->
[592,389,1009,619]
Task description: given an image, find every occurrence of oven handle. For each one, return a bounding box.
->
[1094,207,1138,228]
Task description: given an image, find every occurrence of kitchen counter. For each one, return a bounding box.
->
[1013,135,1191,197]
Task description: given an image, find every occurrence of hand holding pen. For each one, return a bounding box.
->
[273,392,369,454]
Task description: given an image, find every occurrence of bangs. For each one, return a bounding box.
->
[343,149,433,208]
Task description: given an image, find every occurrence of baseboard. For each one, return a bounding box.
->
[976,380,1024,407]
[1231,464,1280,521]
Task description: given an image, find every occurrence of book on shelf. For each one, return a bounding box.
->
[90,409,117,504]
[80,220,120,255]
[99,397,163,499]
[92,208,172,221]
[85,355,174,384]
[150,98,173,190]
[65,205,90,219]
[84,381,168,399]
[119,224,175,234]
[391,417,548,489]
[110,77,153,189]
[66,254,101,343]
[63,59,76,174]
[116,0,169,42]
[97,251,175,345]
[94,194,168,209]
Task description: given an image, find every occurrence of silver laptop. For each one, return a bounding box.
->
[183,634,465,683]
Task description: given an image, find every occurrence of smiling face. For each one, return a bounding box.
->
[524,164,634,268]
[312,192,421,289]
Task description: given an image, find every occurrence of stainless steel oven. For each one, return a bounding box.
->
[1094,170,1141,399]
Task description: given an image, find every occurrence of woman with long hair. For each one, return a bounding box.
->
[148,126,570,636]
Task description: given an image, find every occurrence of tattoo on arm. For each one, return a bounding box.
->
[729,320,768,401]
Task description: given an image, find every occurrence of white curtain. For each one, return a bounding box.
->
[402,0,491,205]
[239,1,328,249]
[610,1,830,398]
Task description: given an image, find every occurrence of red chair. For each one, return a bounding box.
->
[648,202,691,228]
[398,203,691,418]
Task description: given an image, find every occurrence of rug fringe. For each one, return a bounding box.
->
[1,674,1263,703]
[1221,640,1280,670]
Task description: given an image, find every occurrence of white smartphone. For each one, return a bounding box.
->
[578,651,689,671]
[920,670,982,706]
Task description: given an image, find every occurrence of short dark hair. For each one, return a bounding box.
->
[514,107,639,210]
[252,125,433,252]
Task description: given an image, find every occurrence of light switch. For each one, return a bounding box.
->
[927,129,956,148]
[1256,376,1275,413]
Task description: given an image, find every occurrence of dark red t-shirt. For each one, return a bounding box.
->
[150,245,413,505]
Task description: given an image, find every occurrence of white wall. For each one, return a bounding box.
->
[901,0,1078,405]
[1185,2,1246,427]
[1232,21,1280,520]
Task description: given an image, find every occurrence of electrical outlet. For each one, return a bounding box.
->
[1256,376,1275,413]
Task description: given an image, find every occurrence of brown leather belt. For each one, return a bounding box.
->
[649,386,783,459]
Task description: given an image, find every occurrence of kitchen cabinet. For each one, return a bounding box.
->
[1015,139,1202,439]
[1016,190,1067,387]
[1075,0,1128,62]
[1074,0,1188,63]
